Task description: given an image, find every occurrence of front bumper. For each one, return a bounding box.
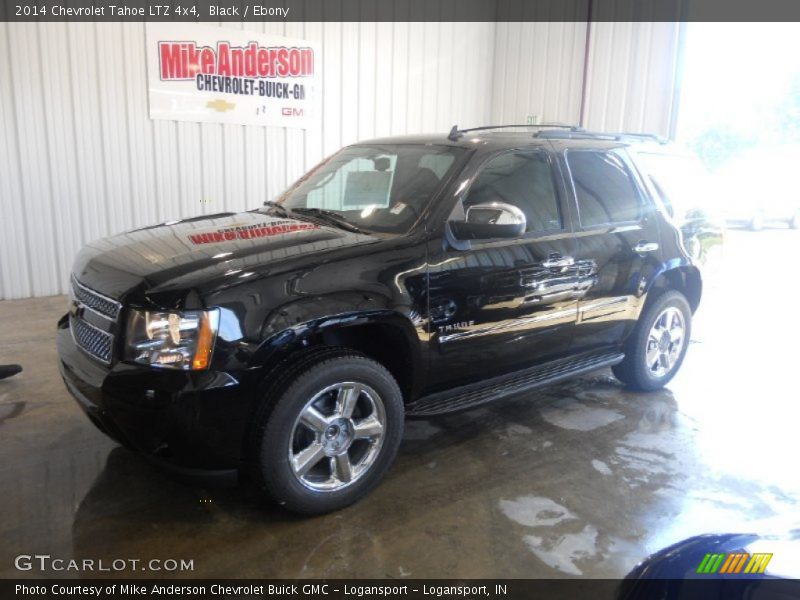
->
[57,315,260,482]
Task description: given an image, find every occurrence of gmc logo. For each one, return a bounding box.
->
[281,107,304,117]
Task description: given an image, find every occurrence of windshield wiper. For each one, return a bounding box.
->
[261,201,290,217]
[290,208,363,233]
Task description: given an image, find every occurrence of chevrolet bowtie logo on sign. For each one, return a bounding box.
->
[207,99,235,112]
[697,552,773,574]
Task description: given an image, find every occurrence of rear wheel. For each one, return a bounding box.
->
[613,291,692,391]
[252,351,404,515]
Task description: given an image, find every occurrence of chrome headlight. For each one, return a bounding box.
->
[125,309,219,370]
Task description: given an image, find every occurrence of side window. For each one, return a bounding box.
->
[567,151,642,227]
[463,151,562,233]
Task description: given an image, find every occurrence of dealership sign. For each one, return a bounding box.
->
[146,23,320,128]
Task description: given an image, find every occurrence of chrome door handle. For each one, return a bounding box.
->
[633,241,659,253]
[542,255,575,269]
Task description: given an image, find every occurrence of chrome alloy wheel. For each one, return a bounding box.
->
[288,382,386,492]
[645,306,686,378]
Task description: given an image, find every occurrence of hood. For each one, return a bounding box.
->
[72,211,380,302]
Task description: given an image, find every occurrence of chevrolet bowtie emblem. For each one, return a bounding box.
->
[206,99,236,112]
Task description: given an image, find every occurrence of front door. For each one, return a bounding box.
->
[425,148,590,390]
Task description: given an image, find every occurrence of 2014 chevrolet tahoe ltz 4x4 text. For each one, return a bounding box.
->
[58,125,702,514]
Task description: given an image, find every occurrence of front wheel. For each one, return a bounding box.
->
[252,352,404,515]
[613,291,692,392]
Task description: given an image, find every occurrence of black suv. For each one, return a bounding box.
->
[58,125,702,514]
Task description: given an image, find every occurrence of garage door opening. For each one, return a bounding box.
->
[676,23,800,230]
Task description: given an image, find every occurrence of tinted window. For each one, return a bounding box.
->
[464,151,561,233]
[567,151,641,227]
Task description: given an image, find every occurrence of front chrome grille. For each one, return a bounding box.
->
[69,276,120,364]
[71,276,121,320]
[70,314,113,364]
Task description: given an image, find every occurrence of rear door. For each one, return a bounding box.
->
[553,143,662,352]
[425,147,584,389]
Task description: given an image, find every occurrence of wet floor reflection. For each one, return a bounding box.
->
[56,378,692,579]
[1,231,799,578]
[0,398,25,425]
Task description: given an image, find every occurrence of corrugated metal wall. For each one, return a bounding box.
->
[489,21,682,132]
[582,21,681,133]
[490,22,589,125]
[0,19,681,300]
[0,20,496,299]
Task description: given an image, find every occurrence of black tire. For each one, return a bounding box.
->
[612,290,692,392]
[252,350,404,515]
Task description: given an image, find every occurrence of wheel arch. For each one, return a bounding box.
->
[645,260,702,314]
[251,310,424,403]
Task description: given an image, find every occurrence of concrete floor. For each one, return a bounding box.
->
[1,230,799,579]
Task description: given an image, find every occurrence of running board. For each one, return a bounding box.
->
[406,351,624,417]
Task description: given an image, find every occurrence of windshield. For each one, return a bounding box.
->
[274,144,467,234]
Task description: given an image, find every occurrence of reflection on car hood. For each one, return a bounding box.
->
[72,211,379,299]
[621,532,800,587]
[618,532,800,599]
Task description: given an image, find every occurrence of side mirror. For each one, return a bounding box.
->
[449,202,527,240]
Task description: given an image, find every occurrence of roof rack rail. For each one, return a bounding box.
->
[533,129,668,144]
[448,124,583,141]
